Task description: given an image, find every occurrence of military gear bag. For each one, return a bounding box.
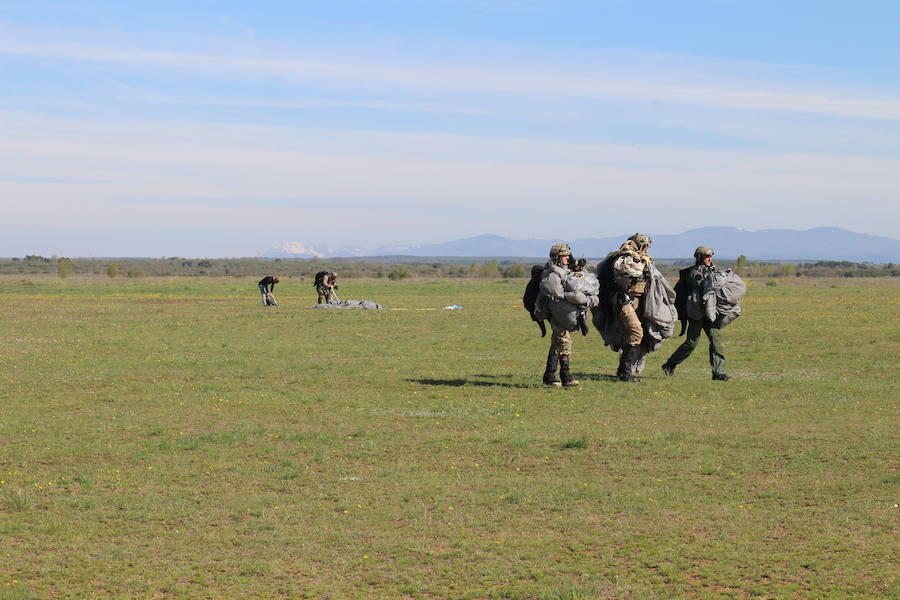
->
[314,270,337,287]
[523,265,548,337]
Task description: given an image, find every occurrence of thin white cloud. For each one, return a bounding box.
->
[2,17,898,254]
[2,34,900,122]
[106,92,576,121]
[1,111,898,248]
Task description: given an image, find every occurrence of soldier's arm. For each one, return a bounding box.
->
[540,271,566,301]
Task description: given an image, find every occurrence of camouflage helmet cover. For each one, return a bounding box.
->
[693,246,715,260]
[549,243,572,260]
[628,233,652,249]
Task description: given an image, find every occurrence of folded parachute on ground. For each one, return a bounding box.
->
[311,299,386,309]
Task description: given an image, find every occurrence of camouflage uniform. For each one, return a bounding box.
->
[315,272,338,304]
[663,246,729,380]
[611,234,653,381]
[539,244,580,387]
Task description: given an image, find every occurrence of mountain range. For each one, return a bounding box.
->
[262,227,900,263]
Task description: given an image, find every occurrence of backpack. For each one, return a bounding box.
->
[673,267,691,335]
[522,265,547,337]
[313,271,329,287]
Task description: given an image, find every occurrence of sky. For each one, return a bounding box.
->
[2,0,899,257]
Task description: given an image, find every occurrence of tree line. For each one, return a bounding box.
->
[2,255,898,279]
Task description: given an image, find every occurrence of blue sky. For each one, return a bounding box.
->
[2,0,899,257]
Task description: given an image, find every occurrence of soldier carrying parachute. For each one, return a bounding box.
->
[662,246,745,381]
[525,243,600,387]
[592,233,677,381]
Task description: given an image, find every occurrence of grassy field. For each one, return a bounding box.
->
[1,275,897,599]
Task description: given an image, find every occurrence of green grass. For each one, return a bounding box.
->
[0,275,897,599]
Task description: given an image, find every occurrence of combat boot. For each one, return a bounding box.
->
[542,351,561,387]
[712,373,731,381]
[661,362,676,376]
[617,345,639,382]
[559,355,580,387]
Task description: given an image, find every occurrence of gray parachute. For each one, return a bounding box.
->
[545,270,600,332]
[703,268,746,327]
[311,299,386,309]
[591,262,676,374]
[566,269,600,299]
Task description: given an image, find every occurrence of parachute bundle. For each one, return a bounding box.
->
[703,268,746,327]
[524,262,599,335]
[547,269,600,333]
[311,299,385,309]
[639,264,677,345]
[565,269,600,299]
[678,267,746,331]
[592,259,676,373]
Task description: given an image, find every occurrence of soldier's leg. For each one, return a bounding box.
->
[550,325,578,386]
[665,318,703,368]
[549,324,572,357]
[556,329,579,387]
[544,323,565,386]
[705,322,728,379]
[542,348,561,387]
[619,299,643,346]
[559,353,579,387]
[617,298,642,381]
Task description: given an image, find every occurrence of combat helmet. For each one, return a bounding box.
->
[693,246,715,262]
[628,233,652,251]
[549,243,572,264]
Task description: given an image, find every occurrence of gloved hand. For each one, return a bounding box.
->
[587,295,600,308]
[615,291,632,307]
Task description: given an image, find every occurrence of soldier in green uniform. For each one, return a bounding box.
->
[662,246,730,381]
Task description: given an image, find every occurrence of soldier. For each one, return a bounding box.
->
[258,275,279,306]
[662,246,730,381]
[610,233,653,381]
[314,270,338,304]
[537,243,595,387]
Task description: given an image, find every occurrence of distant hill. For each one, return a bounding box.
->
[266,227,900,263]
[376,228,900,262]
